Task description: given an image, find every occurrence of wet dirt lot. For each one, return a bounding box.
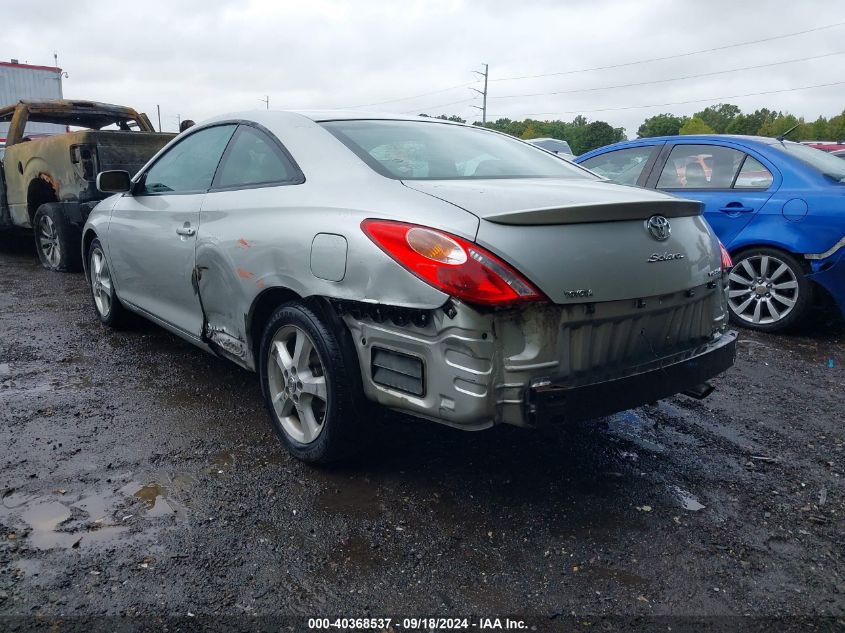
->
[0,233,843,629]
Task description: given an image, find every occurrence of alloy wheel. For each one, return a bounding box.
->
[266,325,328,444]
[727,254,799,325]
[90,247,113,318]
[38,215,61,268]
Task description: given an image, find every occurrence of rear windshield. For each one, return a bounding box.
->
[774,142,845,182]
[321,120,597,180]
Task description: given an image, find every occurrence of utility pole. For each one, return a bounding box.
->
[176,114,181,131]
[156,105,162,132]
[53,51,68,95]
[259,95,269,110]
[470,63,488,124]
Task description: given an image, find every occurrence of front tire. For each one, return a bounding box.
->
[727,247,812,332]
[87,238,127,328]
[259,302,366,464]
[33,203,81,272]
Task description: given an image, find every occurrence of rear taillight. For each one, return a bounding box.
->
[70,144,98,181]
[719,241,733,271]
[361,219,544,306]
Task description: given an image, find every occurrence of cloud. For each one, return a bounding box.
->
[2,0,842,136]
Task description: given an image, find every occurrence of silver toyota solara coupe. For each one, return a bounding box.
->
[83,111,737,462]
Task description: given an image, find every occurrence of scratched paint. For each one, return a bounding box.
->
[236,268,255,280]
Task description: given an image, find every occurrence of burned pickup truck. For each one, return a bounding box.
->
[0,100,174,270]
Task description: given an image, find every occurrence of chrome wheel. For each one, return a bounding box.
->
[90,247,113,318]
[266,325,328,444]
[728,254,799,325]
[38,215,61,268]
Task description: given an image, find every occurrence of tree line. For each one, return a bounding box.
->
[419,113,625,155]
[420,103,845,155]
[636,103,845,140]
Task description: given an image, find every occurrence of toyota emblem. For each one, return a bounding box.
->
[645,215,671,241]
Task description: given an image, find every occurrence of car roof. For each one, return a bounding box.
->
[577,134,799,159]
[292,110,459,123]
[625,134,780,145]
[201,109,473,130]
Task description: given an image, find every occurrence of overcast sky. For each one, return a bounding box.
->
[3,0,843,136]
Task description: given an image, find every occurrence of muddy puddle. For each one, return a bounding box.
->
[120,477,191,519]
[0,473,193,551]
[3,496,128,550]
[670,485,706,511]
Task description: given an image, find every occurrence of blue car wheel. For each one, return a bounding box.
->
[727,247,812,332]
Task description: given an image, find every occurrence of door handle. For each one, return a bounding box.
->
[176,224,196,237]
[718,203,755,214]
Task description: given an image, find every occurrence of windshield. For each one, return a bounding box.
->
[321,120,597,180]
[775,141,845,182]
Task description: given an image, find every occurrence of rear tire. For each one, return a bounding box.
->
[259,301,367,464]
[33,203,81,272]
[87,238,127,328]
[727,247,812,333]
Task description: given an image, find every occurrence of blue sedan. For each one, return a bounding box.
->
[576,135,845,332]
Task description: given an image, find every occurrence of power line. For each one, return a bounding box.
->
[490,50,845,100]
[490,21,845,83]
[486,80,845,118]
[340,20,845,113]
[400,97,476,114]
[345,81,475,108]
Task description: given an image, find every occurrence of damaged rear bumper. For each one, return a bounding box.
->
[525,330,737,424]
[341,284,734,430]
[807,245,845,319]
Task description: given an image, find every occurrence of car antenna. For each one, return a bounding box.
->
[776,123,800,142]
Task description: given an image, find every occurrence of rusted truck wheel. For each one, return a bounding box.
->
[33,203,82,273]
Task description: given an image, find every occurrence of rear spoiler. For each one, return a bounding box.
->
[483,199,702,225]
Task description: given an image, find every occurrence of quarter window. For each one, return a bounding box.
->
[213,125,301,189]
[657,144,744,190]
[141,125,236,194]
[580,146,656,185]
[734,156,774,189]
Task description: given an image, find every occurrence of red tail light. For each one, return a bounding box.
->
[719,241,733,271]
[361,219,544,306]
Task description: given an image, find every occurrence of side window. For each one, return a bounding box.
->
[657,144,744,190]
[142,125,236,194]
[213,125,301,189]
[580,146,655,185]
[734,155,774,189]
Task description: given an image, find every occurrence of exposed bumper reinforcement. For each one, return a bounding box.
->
[526,330,738,424]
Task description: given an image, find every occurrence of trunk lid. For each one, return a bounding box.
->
[403,178,720,304]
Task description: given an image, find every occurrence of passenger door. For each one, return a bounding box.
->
[647,143,778,245]
[107,124,237,337]
[578,144,663,187]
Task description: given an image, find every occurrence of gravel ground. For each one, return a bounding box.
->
[0,233,843,631]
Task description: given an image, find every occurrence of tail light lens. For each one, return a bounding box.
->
[70,144,99,181]
[361,219,544,306]
[719,241,733,271]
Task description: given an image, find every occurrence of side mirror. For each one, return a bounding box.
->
[96,170,132,194]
